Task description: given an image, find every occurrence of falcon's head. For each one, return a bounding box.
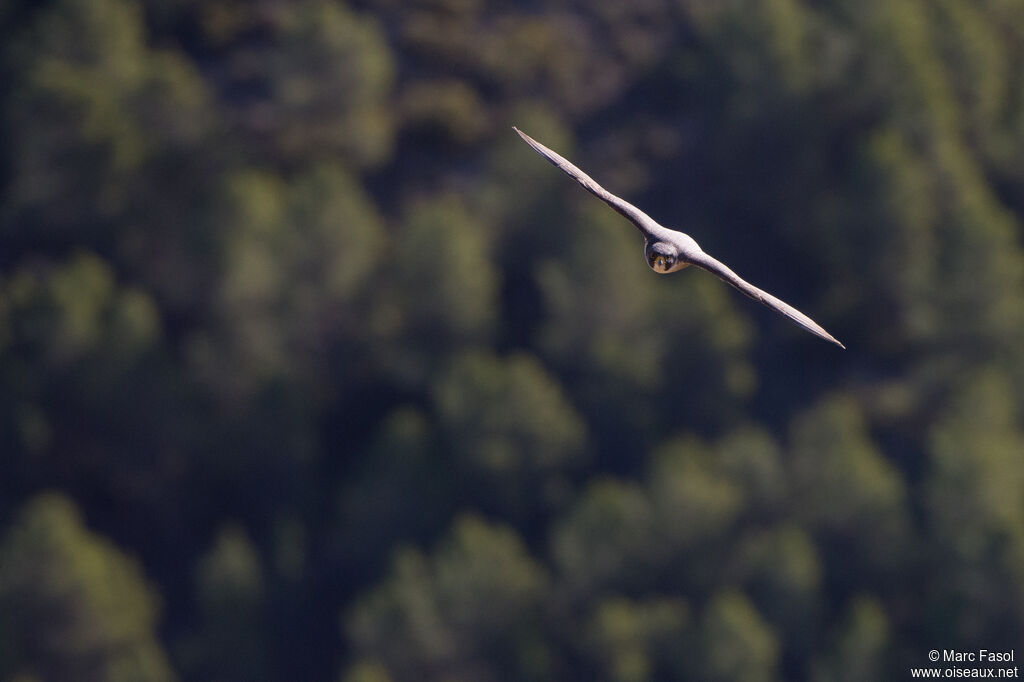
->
[645,241,687,274]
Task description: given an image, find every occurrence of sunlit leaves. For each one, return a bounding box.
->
[386,6,629,116]
[712,426,786,510]
[204,0,394,166]
[3,0,209,242]
[648,438,745,549]
[184,525,267,681]
[810,596,891,682]
[551,431,783,598]
[192,163,385,398]
[371,195,498,386]
[923,370,1024,643]
[397,196,495,338]
[700,591,779,682]
[732,525,822,647]
[4,252,160,368]
[399,79,489,145]
[346,516,548,682]
[788,396,910,565]
[0,494,175,682]
[693,0,817,101]
[585,596,689,682]
[551,479,655,597]
[434,353,584,470]
[926,370,1024,561]
[433,351,587,517]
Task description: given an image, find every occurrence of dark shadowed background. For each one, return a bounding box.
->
[2,1,1024,680]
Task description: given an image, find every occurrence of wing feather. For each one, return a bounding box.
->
[514,127,664,239]
[688,250,845,349]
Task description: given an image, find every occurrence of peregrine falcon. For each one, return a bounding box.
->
[515,127,845,349]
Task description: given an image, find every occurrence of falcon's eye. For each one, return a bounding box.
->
[647,244,677,273]
[652,254,673,272]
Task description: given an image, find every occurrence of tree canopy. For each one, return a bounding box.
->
[2,0,1024,679]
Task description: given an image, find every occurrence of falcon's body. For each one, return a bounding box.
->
[514,127,845,349]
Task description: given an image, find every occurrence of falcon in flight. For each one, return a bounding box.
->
[514,127,845,349]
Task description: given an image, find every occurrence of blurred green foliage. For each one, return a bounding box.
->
[2,0,1024,680]
[0,494,175,682]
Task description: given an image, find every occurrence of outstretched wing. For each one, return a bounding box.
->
[514,127,665,240]
[687,250,845,349]
[515,126,844,349]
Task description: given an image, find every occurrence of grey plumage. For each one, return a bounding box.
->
[514,127,845,349]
